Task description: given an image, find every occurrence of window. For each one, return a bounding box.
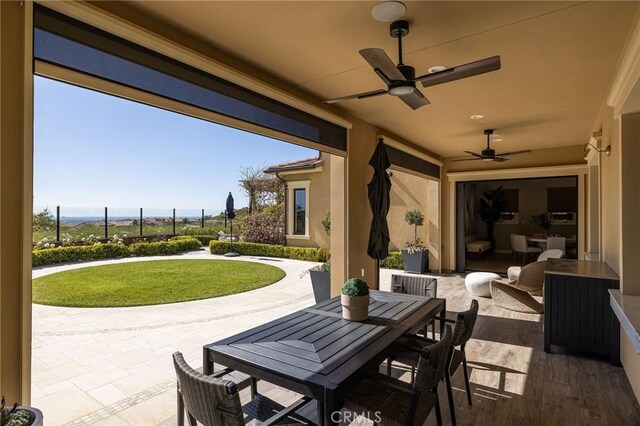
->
[287,181,310,238]
[293,189,306,235]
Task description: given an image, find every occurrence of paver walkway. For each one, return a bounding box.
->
[31,248,407,425]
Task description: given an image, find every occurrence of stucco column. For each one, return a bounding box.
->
[0,0,33,403]
[620,112,640,295]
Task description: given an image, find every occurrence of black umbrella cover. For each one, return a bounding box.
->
[226,192,236,220]
[367,139,392,260]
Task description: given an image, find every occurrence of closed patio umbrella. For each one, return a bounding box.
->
[224,192,239,257]
[367,138,392,289]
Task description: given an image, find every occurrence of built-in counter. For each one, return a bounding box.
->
[544,259,621,365]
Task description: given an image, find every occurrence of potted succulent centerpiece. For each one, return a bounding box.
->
[401,209,429,274]
[341,278,370,321]
[1,396,43,426]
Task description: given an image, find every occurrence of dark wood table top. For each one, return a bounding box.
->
[204,290,445,392]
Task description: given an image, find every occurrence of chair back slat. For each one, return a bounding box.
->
[173,352,245,426]
[413,325,453,392]
[391,275,437,298]
[451,299,479,347]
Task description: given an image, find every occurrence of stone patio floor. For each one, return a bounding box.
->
[31,248,408,425]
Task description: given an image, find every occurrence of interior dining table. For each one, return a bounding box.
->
[527,236,577,249]
[203,290,446,425]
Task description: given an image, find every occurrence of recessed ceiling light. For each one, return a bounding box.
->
[372,1,407,22]
[493,138,503,142]
[428,65,447,73]
[490,132,502,138]
[470,114,484,120]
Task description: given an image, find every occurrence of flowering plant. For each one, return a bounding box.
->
[403,237,427,255]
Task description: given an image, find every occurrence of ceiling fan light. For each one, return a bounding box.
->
[389,86,414,96]
[372,1,407,22]
[482,158,494,162]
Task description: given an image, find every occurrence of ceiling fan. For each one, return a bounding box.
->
[453,129,532,162]
[324,19,501,110]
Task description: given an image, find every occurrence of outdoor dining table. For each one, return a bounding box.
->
[203,290,446,425]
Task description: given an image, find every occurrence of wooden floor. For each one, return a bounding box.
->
[231,276,640,425]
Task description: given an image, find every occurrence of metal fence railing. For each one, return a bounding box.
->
[33,206,231,244]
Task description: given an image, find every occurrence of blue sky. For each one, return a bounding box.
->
[34,76,316,216]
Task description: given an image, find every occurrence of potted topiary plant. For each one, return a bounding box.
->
[341,278,370,321]
[401,209,429,274]
[1,396,43,426]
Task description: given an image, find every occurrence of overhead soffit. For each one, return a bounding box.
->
[122,1,639,158]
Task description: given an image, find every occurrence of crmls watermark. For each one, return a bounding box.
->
[331,410,382,423]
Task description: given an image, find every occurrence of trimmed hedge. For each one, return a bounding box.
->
[33,237,201,267]
[210,241,329,262]
[380,251,404,269]
[172,235,217,246]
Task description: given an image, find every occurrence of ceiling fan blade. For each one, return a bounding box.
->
[495,150,532,157]
[416,56,501,88]
[494,157,509,162]
[324,88,388,104]
[452,158,485,162]
[360,48,406,83]
[463,151,485,158]
[399,89,430,110]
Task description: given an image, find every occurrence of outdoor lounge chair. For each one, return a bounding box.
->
[173,352,314,426]
[507,249,563,280]
[391,274,438,338]
[386,300,479,426]
[490,260,546,314]
[344,326,452,426]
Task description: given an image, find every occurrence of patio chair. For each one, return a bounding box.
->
[387,300,479,426]
[391,274,438,338]
[512,234,542,265]
[344,325,452,426]
[507,249,563,280]
[173,352,313,426]
[490,261,546,314]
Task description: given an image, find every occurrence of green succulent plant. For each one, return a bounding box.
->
[341,278,370,297]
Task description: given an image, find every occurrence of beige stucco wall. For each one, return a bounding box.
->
[387,170,429,252]
[281,153,331,249]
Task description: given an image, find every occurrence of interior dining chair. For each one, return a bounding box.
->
[173,352,313,426]
[344,326,452,426]
[512,234,542,265]
[387,300,479,426]
[546,236,566,253]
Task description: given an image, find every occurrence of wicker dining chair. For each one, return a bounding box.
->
[173,352,313,426]
[343,326,452,426]
[391,274,438,338]
[387,300,479,426]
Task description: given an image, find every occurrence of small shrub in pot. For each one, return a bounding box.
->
[341,278,370,321]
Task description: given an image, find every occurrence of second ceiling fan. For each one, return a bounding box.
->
[453,129,532,162]
[325,18,501,110]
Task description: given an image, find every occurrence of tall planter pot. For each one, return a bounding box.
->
[341,294,369,321]
[309,270,331,303]
[401,250,429,274]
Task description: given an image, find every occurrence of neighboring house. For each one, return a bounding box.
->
[265,152,429,252]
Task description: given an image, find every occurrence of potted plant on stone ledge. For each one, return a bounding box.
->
[1,396,43,426]
[341,278,370,321]
[401,209,429,274]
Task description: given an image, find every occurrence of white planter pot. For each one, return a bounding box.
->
[341,294,369,321]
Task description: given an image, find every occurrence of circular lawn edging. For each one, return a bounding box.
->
[32,259,286,308]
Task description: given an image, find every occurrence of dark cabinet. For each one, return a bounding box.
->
[544,259,620,365]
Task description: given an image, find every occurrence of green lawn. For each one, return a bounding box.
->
[32,259,285,307]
